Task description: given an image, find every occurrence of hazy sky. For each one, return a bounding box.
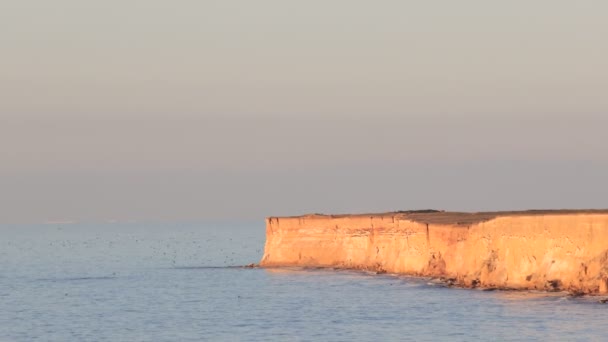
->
[1,1,607,223]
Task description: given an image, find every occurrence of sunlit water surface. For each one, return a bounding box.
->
[1,222,607,341]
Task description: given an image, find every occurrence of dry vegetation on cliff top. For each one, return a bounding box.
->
[278,209,608,225]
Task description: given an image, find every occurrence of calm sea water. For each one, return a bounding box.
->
[1,222,607,341]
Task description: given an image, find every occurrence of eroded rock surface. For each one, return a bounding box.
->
[260,210,608,294]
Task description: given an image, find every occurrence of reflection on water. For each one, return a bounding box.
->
[1,222,607,341]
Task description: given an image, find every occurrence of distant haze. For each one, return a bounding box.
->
[1,1,607,223]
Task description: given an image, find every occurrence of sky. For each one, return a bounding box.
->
[1,1,607,223]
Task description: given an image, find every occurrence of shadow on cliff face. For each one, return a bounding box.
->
[425,252,447,276]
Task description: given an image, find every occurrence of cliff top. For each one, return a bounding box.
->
[272,209,608,225]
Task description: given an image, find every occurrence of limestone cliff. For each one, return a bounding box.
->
[260,210,608,294]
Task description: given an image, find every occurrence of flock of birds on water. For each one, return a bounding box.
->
[2,224,264,282]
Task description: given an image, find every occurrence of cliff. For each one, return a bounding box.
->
[260,210,608,294]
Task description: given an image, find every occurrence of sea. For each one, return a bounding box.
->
[1,222,607,341]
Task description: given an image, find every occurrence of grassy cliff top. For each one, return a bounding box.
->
[274,209,608,225]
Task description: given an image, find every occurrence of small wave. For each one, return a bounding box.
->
[169,265,250,270]
[37,276,117,282]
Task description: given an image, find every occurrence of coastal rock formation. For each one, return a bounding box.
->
[260,210,608,294]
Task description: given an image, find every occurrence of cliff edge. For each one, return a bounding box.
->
[260,210,608,294]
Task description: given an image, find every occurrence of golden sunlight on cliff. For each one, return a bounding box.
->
[261,210,608,294]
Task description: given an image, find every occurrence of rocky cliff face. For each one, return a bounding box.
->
[260,211,608,294]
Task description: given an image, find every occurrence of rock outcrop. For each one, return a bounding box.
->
[260,210,608,294]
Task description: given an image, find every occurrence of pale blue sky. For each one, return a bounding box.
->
[1,1,607,223]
